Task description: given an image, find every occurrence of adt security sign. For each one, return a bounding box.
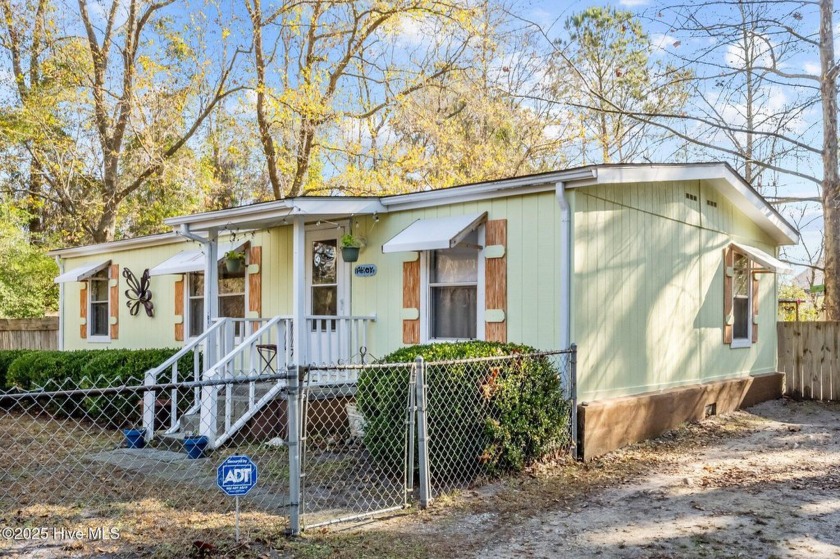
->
[217,455,258,496]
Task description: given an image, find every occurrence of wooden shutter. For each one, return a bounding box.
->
[174,276,185,342]
[402,259,420,344]
[79,284,87,339]
[248,246,262,333]
[752,271,759,343]
[109,264,119,339]
[485,219,508,343]
[723,246,734,344]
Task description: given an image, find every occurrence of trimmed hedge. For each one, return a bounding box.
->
[2,348,199,424]
[0,349,32,391]
[357,341,570,482]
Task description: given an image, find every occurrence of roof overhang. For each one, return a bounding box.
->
[731,242,793,274]
[49,163,798,257]
[54,260,111,283]
[164,198,387,233]
[48,232,181,258]
[382,212,487,253]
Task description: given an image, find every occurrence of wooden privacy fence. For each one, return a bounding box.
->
[778,321,840,400]
[0,318,58,350]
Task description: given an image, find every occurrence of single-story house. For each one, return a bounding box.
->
[49,163,798,458]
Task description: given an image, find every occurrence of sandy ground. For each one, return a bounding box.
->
[362,399,840,559]
[4,399,840,558]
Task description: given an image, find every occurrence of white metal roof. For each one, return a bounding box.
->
[148,241,249,276]
[54,260,111,283]
[731,242,793,274]
[382,212,487,253]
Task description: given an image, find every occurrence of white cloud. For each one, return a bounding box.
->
[724,32,774,69]
[650,33,679,53]
[619,0,649,6]
[804,61,821,75]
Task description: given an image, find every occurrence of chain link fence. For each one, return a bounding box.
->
[0,373,295,556]
[0,346,575,552]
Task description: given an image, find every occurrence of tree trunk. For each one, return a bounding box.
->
[820,0,840,319]
[248,0,282,199]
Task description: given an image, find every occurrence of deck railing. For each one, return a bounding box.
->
[142,314,376,447]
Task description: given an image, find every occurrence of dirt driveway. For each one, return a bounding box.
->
[336,399,840,559]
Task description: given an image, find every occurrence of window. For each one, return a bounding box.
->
[187,261,246,338]
[427,231,479,340]
[732,252,751,343]
[187,273,205,338]
[311,238,337,330]
[88,269,109,338]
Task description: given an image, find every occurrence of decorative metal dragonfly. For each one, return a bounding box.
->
[123,268,154,317]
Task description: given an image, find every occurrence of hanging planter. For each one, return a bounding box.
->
[341,246,360,263]
[340,233,361,263]
[224,250,245,273]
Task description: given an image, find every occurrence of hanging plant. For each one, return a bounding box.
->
[340,233,361,263]
[224,250,245,273]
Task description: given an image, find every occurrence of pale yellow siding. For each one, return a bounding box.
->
[571,180,779,402]
[349,192,563,357]
[60,230,285,350]
[61,241,189,350]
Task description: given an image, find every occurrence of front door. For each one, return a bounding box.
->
[305,226,349,365]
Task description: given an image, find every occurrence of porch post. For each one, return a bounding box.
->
[292,217,307,365]
[200,229,220,446]
[204,229,219,369]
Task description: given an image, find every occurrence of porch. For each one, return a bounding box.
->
[142,314,375,449]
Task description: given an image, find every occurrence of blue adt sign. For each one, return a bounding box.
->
[217,455,258,496]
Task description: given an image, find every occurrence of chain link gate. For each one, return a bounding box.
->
[295,361,420,530]
[290,347,577,533]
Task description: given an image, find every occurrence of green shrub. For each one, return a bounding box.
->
[6,350,93,391]
[79,349,199,425]
[0,349,32,390]
[357,341,570,482]
[5,348,198,424]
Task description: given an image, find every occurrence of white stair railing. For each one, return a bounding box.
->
[201,315,294,448]
[142,318,230,442]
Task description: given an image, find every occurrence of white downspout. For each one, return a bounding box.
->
[556,181,577,457]
[555,182,572,350]
[54,256,64,351]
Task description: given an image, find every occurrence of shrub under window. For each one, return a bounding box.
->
[357,341,571,482]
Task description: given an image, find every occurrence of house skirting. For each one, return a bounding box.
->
[577,372,784,460]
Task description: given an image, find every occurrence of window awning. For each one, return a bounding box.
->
[731,242,793,274]
[148,241,248,276]
[382,212,487,253]
[54,260,111,283]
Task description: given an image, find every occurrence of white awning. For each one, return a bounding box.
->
[382,212,487,253]
[148,241,248,276]
[54,260,111,283]
[732,242,793,274]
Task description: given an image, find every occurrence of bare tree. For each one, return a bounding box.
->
[244,0,476,198]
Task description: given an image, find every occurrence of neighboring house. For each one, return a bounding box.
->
[49,163,798,458]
